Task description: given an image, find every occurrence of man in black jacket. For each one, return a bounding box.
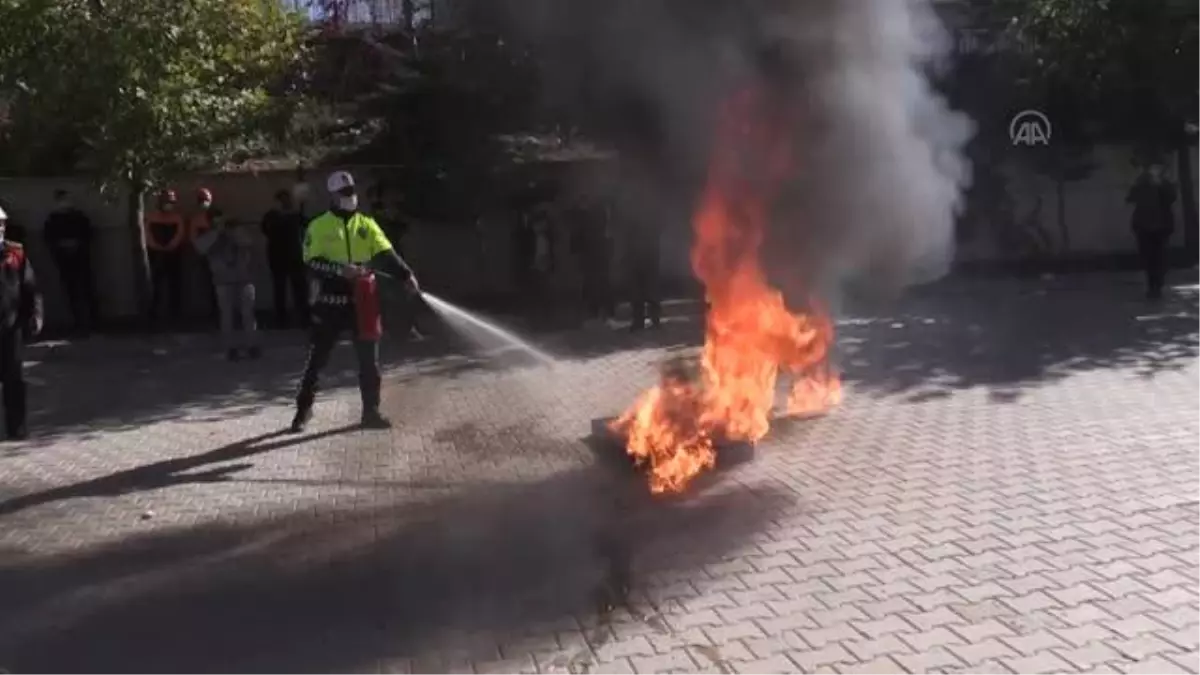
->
[0,205,44,440]
[43,189,98,334]
[1127,162,1178,300]
[261,189,310,328]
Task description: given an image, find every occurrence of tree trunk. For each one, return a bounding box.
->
[1176,141,1198,265]
[126,178,151,323]
[1055,177,1070,254]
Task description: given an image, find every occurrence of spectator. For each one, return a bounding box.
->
[195,213,261,361]
[625,216,663,332]
[144,190,187,328]
[370,196,425,340]
[1127,161,1178,300]
[511,207,537,296]
[571,201,615,325]
[189,188,221,323]
[43,189,98,335]
[375,199,411,259]
[261,189,309,328]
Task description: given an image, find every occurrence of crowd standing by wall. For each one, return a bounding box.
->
[0,148,1194,332]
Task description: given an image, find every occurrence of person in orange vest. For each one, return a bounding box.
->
[190,187,221,323]
[0,204,43,440]
[144,189,188,326]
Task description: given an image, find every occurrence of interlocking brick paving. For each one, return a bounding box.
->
[0,273,1196,674]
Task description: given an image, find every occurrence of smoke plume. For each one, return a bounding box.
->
[759,0,976,296]
[478,0,975,295]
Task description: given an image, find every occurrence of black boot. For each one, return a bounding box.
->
[361,409,393,429]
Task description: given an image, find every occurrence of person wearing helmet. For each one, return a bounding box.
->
[290,170,420,432]
[144,189,188,327]
[189,187,221,324]
[0,205,44,440]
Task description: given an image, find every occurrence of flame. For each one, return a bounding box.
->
[610,87,841,495]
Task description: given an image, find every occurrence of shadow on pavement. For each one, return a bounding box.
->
[0,426,359,517]
[20,302,702,444]
[839,281,1200,401]
[19,329,457,446]
[0,463,792,673]
[18,278,1199,443]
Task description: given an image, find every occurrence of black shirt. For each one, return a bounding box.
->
[1127,178,1177,234]
[43,207,93,253]
[261,207,306,261]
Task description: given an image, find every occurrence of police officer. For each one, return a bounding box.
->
[290,170,419,432]
[0,205,44,440]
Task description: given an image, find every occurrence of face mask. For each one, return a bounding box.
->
[337,194,358,212]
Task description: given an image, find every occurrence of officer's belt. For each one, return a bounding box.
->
[314,294,352,306]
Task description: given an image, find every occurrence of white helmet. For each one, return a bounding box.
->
[0,205,7,220]
[326,170,355,193]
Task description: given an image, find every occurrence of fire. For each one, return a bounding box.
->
[610,87,841,495]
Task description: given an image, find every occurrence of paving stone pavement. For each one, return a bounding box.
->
[0,273,1197,674]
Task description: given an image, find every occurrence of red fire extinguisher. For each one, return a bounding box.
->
[354,272,383,341]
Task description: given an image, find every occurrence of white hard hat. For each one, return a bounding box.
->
[0,205,7,220]
[326,170,356,193]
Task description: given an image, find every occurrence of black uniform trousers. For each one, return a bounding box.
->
[295,305,381,413]
[268,253,310,328]
[148,249,184,322]
[51,246,98,332]
[195,255,219,324]
[0,327,26,436]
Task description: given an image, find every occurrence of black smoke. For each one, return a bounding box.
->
[465,0,975,297]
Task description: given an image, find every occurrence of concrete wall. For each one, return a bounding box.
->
[0,148,1195,326]
[957,145,1199,262]
[0,167,626,324]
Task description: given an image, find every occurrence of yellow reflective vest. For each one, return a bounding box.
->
[303,210,396,306]
[303,210,393,264]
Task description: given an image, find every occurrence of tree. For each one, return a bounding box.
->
[995,0,1199,260]
[0,0,307,311]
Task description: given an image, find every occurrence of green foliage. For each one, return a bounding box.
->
[990,0,1199,256]
[0,0,308,187]
[314,25,550,221]
[995,0,1198,146]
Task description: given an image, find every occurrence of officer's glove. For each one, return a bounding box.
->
[405,274,420,295]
